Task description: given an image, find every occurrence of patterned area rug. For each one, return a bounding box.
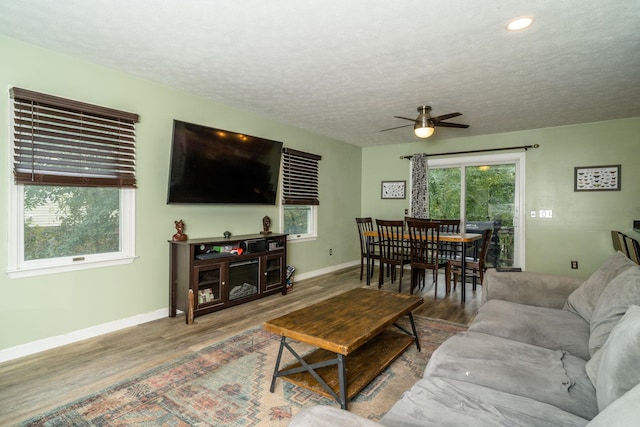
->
[23,316,466,426]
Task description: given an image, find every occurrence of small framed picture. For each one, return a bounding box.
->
[574,165,621,191]
[381,180,406,199]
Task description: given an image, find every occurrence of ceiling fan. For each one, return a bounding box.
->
[380,105,469,138]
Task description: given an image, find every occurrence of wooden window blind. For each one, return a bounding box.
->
[10,87,140,188]
[282,147,321,205]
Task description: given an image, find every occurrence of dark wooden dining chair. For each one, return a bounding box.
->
[355,217,380,280]
[406,219,448,296]
[446,229,493,293]
[376,219,411,291]
[432,219,461,260]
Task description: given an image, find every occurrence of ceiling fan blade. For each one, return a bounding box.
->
[434,121,470,128]
[379,124,414,132]
[393,116,418,123]
[432,112,462,122]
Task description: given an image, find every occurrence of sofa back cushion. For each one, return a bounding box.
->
[593,305,640,412]
[564,251,636,323]
[589,266,640,356]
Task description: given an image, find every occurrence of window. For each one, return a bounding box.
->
[281,148,321,241]
[7,88,139,278]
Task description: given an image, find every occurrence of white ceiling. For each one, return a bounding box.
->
[1,0,639,147]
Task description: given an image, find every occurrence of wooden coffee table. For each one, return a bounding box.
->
[264,287,423,409]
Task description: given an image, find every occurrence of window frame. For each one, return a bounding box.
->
[280,148,321,242]
[6,88,138,278]
[7,184,136,279]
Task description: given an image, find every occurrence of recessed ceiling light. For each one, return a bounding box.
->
[506,16,534,31]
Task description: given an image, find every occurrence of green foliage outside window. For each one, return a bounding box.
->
[283,205,311,235]
[23,186,119,260]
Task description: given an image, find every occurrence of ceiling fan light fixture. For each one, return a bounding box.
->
[414,105,435,138]
[414,123,435,138]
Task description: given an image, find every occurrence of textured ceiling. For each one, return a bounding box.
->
[1,0,639,147]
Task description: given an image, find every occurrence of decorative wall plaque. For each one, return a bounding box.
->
[381,181,406,199]
[574,165,621,191]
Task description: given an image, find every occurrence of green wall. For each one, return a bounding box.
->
[362,118,640,276]
[0,35,362,350]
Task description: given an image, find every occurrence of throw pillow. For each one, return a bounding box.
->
[589,266,640,356]
[594,305,640,412]
[588,383,640,427]
[564,251,636,323]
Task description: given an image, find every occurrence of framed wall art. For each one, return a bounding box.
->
[381,180,406,199]
[574,165,621,191]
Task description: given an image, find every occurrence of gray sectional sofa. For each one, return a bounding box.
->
[289,251,640,426]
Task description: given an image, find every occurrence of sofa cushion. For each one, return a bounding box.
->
[564,251,636,323]
[424,331,598,420]
[586,382,640,427]
[470,299,590,360]
[594,305,640,412]
[589,266,640,355]
[380,377,589,427]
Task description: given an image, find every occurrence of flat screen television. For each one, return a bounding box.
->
[167,120,283,204]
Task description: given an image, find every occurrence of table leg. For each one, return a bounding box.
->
[461,242,467,303]
[366,236,372,286]
[270,336,286,393]
[337,354,348,409]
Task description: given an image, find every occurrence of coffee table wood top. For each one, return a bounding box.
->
[264,287,423,355]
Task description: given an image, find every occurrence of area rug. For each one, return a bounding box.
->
[23,316,466,426]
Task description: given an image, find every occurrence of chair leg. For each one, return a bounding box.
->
[445,263,451,295]
[359,257,364,281]
[378,262,384,288]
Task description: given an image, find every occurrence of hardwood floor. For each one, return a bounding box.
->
[0,265,481,424]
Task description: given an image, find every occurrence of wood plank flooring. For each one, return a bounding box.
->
[0,265,480,425]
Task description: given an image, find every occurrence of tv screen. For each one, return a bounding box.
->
[167,120,283,204]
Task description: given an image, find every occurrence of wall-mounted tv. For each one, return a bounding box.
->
[167,120,283,204]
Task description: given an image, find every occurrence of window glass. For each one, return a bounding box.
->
[23,185,120,260]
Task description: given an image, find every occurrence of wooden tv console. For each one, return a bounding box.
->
[169,233,287,323]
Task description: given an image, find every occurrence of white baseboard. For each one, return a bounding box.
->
[0,308,168,364]
[294,260,359,281]
[0,260,361,364]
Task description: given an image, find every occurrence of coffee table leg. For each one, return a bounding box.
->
[408,312,421,352]
[337,354,348,410]
[270,336,286,393]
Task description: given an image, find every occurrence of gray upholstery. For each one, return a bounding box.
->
[587,383,640,427]
[380,377,589,427]
[483,269,583,308]
[424,331,597,420]
[593,305,640,411]
[288,255,640,427]
[564,251,636,323]
[588,266,640,355]
[470,299,590,359]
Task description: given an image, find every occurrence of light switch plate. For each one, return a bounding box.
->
[539,210,553,218]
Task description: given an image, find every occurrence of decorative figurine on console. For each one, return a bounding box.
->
[172,219,188,241]
[261,216,272,235]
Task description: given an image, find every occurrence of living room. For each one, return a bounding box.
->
[0,1,639,424]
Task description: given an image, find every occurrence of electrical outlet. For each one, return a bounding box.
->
[539,209,553,218]
[571,260,578,269]
[404,209,408,215]
[329,248,332,256]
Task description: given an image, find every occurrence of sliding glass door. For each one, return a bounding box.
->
[427,153,525,268]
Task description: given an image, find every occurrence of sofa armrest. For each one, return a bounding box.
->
[288,406,382,427]
[482,269,584,309]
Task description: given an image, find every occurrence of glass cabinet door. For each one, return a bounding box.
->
[263,253,284,291]
[194,264,224,309]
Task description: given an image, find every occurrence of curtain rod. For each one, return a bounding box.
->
[400,144,539,160]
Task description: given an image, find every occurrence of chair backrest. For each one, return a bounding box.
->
[406,219,441,267]
[623,234,640,264]
[432,219,461,234]
[355,217,374,255]
[376,219,406,262]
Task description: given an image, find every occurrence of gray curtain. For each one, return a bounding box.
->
[410,153,429,218]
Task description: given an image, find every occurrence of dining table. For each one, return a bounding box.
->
[363,230,482,303]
